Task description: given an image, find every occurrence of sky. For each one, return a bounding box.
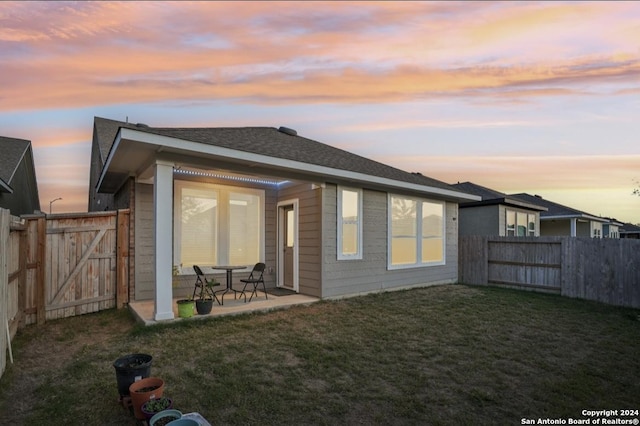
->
[0,1,639,223]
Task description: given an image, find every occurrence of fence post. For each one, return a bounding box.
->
[0,209,9,377]
[17,222,27,330]
[36,215,46,325]
[116,209,130,308]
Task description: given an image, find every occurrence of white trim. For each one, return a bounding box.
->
[277,199,299,292]
[542,214,609,223]
[337,186,363,260]
[387,194,446,270]
[173,180,265,270]
[102,128,479,202]
[153,162,175,321]
[96,131,123,191]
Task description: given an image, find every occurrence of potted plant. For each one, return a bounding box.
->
[192,265,220,315]
[173,265,195,318]
[129,377,165,420]
[176,297,195,318]
[141,396,173,419]
[149,409,182,426]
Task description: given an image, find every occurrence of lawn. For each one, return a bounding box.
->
[1,284,638,425]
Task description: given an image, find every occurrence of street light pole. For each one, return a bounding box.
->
[49,197,62,214]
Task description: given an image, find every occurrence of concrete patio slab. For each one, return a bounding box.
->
[128,291,320,326]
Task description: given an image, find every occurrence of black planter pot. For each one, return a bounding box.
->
[196,299,213,315]
[113,353,153,397]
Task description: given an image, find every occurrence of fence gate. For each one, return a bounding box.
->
[20,210,130,325]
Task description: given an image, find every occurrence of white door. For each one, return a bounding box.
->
[277,200,299,291]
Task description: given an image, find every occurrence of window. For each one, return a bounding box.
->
[389,195,444,268]
[506,210,536,237]
[528,214,536,236]
[337,187,362,260]
[506,210,516,236]
[174,180,264,271]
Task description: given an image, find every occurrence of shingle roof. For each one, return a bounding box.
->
[0,136,30,185]
[94,117,140,164]
[451,181,508,200]
[95,117,462,193]
[510,193,601,219]
[451,182,547,211]
[620,222,640,233]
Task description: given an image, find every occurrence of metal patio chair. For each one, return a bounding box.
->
[240,262,268,302]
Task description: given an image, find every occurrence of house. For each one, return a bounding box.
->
[510,193,611,238]
[620,222,640,239]
[0,136,40,216]
[88,117,479,321]
[602,218,624,238]
[450,182,547,237]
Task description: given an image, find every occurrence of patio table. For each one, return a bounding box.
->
[211,265,247,305]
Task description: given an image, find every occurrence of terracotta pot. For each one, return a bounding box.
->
[129,377,165,420]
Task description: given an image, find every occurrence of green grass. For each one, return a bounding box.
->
[1,284,639,425]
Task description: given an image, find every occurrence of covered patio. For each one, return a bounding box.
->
[128,291,320,326]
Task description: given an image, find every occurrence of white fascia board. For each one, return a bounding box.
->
[96,130,124,191]
[110,128,480,202]
[542,214,608,223]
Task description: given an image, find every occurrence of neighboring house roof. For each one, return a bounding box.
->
[451,182,547,211]
[620,222,640,234]
[0,136,31,193]
[510,193,608,223]
[93,117,479,203]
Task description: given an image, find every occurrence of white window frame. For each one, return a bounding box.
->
[506,209,537,237]
[337,186,363,260]
[387,194,445,270]
[173,180,265,274]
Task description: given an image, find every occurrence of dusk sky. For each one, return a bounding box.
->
[1,1,638,223]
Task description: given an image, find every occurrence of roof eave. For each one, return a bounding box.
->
[98,128,481,203]
[542,214,609,223]
[0,177,13,193]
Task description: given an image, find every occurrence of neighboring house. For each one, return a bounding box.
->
[0,136,40,216]
[450,182,546,237]
[510,193,610,238]
[620,222,640,239]
[602,218,624,238]
[88,117,479,321]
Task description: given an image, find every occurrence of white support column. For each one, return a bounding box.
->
[154,161,175,321]
[570,218,577,237]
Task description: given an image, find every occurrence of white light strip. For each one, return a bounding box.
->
[174,168,288,187]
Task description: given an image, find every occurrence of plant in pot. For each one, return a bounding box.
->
[194,266,220,315]
[129,377,165,420]
[173,265,195,318]
[141,396,173,420]
[149,409,183,426]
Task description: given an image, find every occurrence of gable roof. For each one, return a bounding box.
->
[620,222,640,234]
[0,136,31,193]
[94,117,479,202]
[451,182,547,211]
[510,193,607,222]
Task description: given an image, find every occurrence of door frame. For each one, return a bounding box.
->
[277,198,299,291]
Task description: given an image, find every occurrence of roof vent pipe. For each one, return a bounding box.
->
[278,126,297,136]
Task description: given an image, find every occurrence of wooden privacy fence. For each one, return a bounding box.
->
[1,208,129,378]
[459,235,640,309]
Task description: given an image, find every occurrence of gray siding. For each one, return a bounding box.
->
[458,205,500,236]
[134,182,155,300]
[321,185,458,298]
[277,183,322,297]
[541,220,570,236]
